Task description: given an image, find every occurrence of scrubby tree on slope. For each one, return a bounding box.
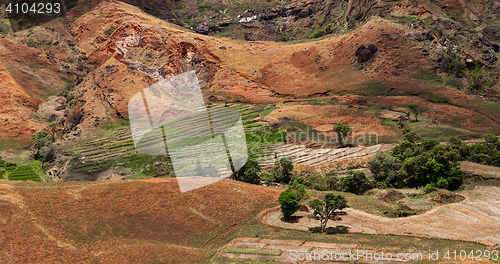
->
[309,193,348,233]
[333,123,352,147]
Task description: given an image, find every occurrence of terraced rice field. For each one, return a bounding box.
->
[0,161,42,182]
[65,104,271,180]
[260,143,393,168]
[66,103,394,179]
[7,166,42,182]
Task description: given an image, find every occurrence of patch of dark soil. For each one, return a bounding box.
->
[381,189,405,202]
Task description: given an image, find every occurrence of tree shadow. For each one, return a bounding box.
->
[281,215,302,223]
[308,225,351,234]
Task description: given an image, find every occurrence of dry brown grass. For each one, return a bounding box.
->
[0,179,282,263]
[460,161,500,179]
[295,155,373,175]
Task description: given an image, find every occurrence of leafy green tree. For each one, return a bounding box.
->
[409,145,464,190]
[236,157,261,184]
[391,140,419,160]
[39,145,55,168]
[275,157,293,183]
[421,139,440,151]
[404,131,421,143]
[290,177,309,200]
[47,122,58,141]
[449,137,462,146]
[408,104,419,122]
[374,132,471,190]
[58,117,67,132]
[436,177,449,189]
[33,130,53,151]
[32,130,55,168]
[279,190,299,219]
[422,183,437,194]
[223,99,229,107]
[368,152,408,186]
[260,171,277,184]
[309,193,348,233]
[467,142,499,166]
[339,171,372,195]
[333,123,352,147]
[304,173,339,191]
[485,134,500,149]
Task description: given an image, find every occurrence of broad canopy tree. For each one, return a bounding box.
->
[309,193,348,233]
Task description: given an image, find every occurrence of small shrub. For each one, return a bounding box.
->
[368,152,407,186]
[423,183,437,194]
[24,38,41,48]
[449,137,462,146]
[310,29,325,39]
[373,177,393,189]
[339,171,372,195]
[279,190,299,219]
[304,173,338,191]
[274,157,293,183]
[436,178,449,189]
[290,177,309,200]
[260,171,277,184]
[404,131,421,143]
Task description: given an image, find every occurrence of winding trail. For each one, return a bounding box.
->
[263,186,500,246]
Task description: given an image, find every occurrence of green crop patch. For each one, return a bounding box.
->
[413,70,444,86]
[6,165,42,182]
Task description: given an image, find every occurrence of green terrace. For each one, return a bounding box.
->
[63,104,283,180]
[0,160,43,182]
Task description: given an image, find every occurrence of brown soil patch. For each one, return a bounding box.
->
[460,161,500,179]
[265,104,396,137]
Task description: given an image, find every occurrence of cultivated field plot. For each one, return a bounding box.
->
[65,104,263,180]
[263,186,500,246]
[260,143,393,170]
[7,166,42,182]
[221,238,463,263]
[223,238,366,263]
[0,161,41,182]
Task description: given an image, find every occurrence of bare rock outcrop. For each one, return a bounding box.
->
[355,44,378,63]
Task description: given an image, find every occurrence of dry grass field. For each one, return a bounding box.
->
[0,179,282,263]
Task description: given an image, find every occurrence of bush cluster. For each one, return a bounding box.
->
[451,134,500,166]
[440,50,465,78]
[369,133,500,191]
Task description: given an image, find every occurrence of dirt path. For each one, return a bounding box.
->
[262,186,500,246]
